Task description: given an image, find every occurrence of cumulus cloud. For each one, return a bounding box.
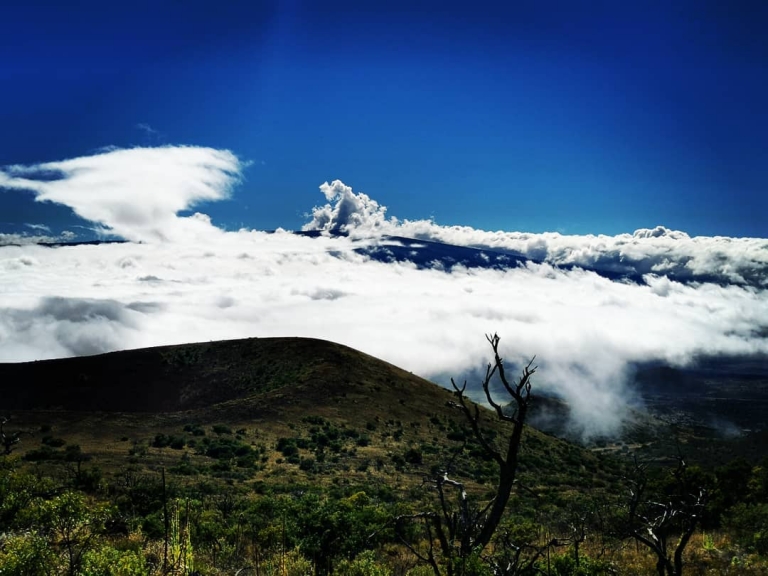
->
[0,146,244,242]
[305,181,768,287]
[304,180,394,233]
[1,162,767,438]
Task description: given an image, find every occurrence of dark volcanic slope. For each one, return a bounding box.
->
[0,337,435,413]
[0,337,624,495]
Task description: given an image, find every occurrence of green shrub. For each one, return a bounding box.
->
[723,502,768,555]
[277,438,299,457]
[0,533,57,575]
[169,437,186,450]
[24,446,62,461]
[302,415,326,426]
[336,551,392,576]
[391,454,406,470]
[152,434,170,448]
[41,435,66,447]
[82,545,150,575]
[446,429,465,442]
[404,447,423,465]
[183,423,206,436]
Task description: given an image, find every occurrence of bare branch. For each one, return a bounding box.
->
[0,416,22,456]
[624,456,707,576]
[403,334,540,574]
[449,379,503,465]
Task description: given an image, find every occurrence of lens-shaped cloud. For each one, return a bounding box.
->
[0,146,243,242]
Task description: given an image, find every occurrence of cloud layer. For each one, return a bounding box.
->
[305,180,768,287]
[2,154,767,438]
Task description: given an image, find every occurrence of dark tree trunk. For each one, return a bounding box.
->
[397,334,537,576]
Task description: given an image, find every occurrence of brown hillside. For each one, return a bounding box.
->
[0,337,441,413]
[0,338,620,496]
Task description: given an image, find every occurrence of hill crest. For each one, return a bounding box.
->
[0,337,439,413]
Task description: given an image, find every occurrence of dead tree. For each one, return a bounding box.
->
[482,528,558,576]
[397,333,536,576]
[1,416,21,455]
[624,457,707,576]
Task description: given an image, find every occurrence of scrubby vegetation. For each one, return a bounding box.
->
[3,451,768,575]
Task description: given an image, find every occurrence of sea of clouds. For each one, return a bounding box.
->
[2,146,767,437]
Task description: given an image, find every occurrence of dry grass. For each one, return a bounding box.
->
[563,532,768,576]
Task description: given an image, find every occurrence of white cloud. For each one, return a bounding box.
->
[2,231,766,437]
[24,223,51,233]
[136,123,159,137]
[305,181,768,287]
[0,230,77,246]
[0,225,77,247]
[0,146,244,243]
[1,162,767,438]
[305,180,394,233]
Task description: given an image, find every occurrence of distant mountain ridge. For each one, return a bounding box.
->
[295,231,647,282]
[6,231,761,287]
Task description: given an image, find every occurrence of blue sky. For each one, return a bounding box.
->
[2,0,767,238]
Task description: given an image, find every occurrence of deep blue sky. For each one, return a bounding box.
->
[2,0,767,238]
